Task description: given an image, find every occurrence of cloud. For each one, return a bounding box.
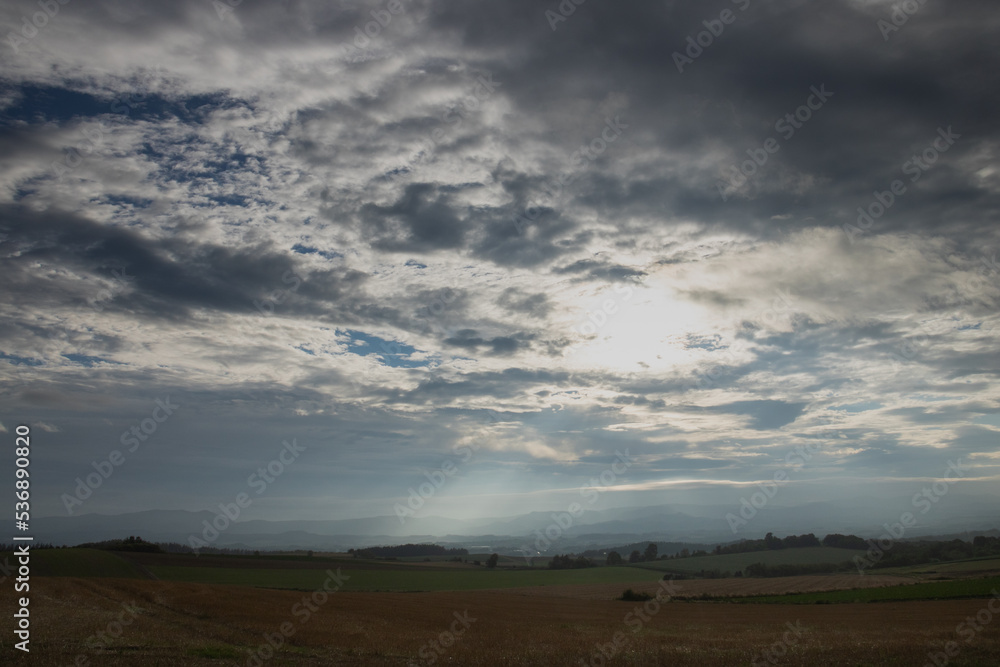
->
[0,0,997,523]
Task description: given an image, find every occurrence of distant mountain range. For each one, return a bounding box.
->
[30,494,999,554]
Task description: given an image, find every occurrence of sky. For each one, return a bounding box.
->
[1,0,998,530]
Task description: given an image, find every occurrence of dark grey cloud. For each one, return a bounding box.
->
[496,287,551,319]
[706,400,808,430]
[0,204,366,321]
[361,182,467,251]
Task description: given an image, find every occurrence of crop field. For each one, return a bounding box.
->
[631,547,866,574]
[728,575,1000,604]
[4,575,999,666]
[496,573,922,600]
[892,557,1000,578]
[393,554,548,568]
[147,562,664,591]
[16,549,663,592]
[24,548,148,579]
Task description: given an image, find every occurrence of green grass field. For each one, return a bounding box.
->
[726,575,1000,604]
[392,553,549,567]
[880,556,1000,577]
[26,548,147,578]
[148,563,662,591]
[629,547,866,574]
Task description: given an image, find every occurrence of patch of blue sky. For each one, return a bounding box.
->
[684,334,725,351]
[341,329,428,368]
[61,353,124,367]
[101,194,153,209]
[0,352,44,366]
[292,244,342,260]
[2,85,237,125]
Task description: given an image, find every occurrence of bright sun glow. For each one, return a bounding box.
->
[562,276,708,372]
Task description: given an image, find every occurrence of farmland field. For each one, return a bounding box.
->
[496,573,922,600]
[630,546,866,574]
[26,549,665,591]
[6,549,1000,664]
[147,562,664,591]
[886,556,1000,578]
[27,548,148,579]
[4,574,999,666]
[728,575,1000,604]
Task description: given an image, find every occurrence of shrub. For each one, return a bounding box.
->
[619,588,654,602]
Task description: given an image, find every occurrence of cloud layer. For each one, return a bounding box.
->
[1,0,998,528]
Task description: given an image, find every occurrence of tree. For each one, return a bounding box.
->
[606,551,623,566]
[643,543,658,562]
[628,550,641,563]
[822,533,868,550]
[486,553,499,569]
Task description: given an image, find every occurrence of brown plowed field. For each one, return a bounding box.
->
[4,576,999,665]
[490,573,919,600]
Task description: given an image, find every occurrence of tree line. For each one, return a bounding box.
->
[348,544,469,559]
